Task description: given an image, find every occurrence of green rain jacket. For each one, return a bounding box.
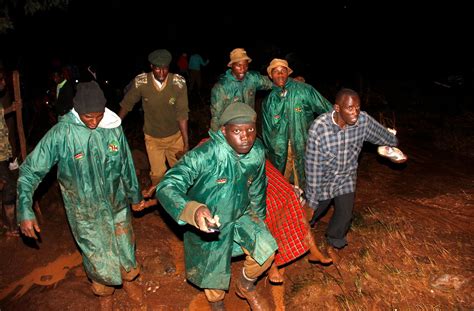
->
[17,108,142,286]
[262,78,332,188]
[210,69,272,131]
[156,130,277,290]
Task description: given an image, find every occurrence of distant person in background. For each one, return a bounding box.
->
[188,51,209,99]
[306,88,399,254]
[17,81,144,310]
[119,49,189,186]
[177,52,189,81]
[50,66,75,119]
[0,71,19,237]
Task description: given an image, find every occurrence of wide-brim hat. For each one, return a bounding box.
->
[267,58,293,77]
[227,48,252,67]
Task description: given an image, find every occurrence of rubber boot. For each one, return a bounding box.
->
[235,269,270,311]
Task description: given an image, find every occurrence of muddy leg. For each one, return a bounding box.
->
[4,204,18,236]
[268,262,284,284]
[304,204,332,264]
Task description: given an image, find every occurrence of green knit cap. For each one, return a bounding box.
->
[219,102,257,126]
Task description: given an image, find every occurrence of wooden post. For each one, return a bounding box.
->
[12,71,26,160]
[12,70,43,223]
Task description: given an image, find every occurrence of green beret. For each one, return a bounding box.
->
[219,102,257,127]
[148,49,172,67]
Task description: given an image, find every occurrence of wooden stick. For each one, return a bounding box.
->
[12,71,43,223]
[12,71,26,160]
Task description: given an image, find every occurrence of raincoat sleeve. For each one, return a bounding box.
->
[364,113,398,146]
[261,97,272,153]
[255,74,273,91]
[246,152,267,220]
[308,86,332,115]
[210,84,227,131]
[156,150,203,225]
[119,129,142,204]
[17,129,60,222]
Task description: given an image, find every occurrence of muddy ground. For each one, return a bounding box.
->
[0,84,473,310]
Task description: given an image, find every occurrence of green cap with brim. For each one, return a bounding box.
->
[148,49,172,67]
[219,102,257,127]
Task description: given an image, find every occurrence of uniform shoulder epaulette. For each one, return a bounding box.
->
[134,73,148,88]
[172,74,186,89]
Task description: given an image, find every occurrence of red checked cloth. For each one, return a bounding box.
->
[265,160,309,266]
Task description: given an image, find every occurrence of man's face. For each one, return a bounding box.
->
[151,65,169,82]
[79,112,104,129]
[230,60,249,81]
[335,95,361,127]
[270,66,289,88]
[52,72,64,84]
[221,122,257,154]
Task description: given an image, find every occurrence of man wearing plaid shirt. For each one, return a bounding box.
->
[306,88,398,249]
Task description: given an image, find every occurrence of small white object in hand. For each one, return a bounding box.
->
[387,128,397,135]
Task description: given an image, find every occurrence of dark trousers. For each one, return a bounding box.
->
[310,192,355,248]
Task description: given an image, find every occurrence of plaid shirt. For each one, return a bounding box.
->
[305,111,398,208]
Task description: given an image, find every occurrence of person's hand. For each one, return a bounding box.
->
[175,145,189,160]
[194,206,221,233]
[131,200,146,212]
[294,76,305,83]
[132,199,158,211]
[141,185,156,199]
[20,219,41,239]
[387,128,397,135]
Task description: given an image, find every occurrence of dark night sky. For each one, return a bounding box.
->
[1,0,472,91]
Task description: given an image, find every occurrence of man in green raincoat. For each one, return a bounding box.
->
[17,81,144,310]
[262,58,332,190]
[156,103,277,311]
[210,48,273,131]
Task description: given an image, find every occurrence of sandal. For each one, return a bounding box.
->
[377,146,407,163]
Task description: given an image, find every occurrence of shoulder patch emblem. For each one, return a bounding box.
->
[172,74,186,89]
[134,73,148,88]
[216,178,227,184]
[294,107,302,112]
